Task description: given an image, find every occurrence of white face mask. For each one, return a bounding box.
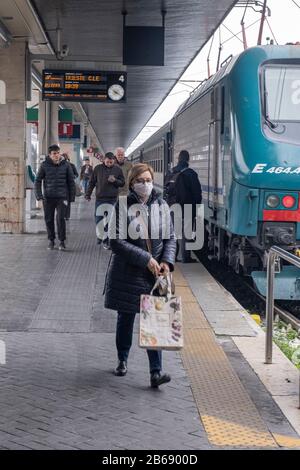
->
[133,182,153,198]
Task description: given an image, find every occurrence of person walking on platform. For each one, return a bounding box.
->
[85,152,125,244]
[165,149,202,263]
[104,163,176,388]
[80,158,93,195]
[34,144,75,251]
[115,147,132,196]
[62,153,78,220]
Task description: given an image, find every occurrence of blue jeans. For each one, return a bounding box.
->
[116,312,162,374]
[82,178,89,194]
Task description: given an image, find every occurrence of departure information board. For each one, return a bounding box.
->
[42,70,127,102]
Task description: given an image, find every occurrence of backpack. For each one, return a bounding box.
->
[164,168,188,206]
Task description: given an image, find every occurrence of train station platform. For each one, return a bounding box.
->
[0,199,300,450]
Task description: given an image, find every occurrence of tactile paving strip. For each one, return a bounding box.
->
[175,266,279,448]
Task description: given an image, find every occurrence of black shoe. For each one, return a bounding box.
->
[97,239,102,245]
[47,241,55,250]
[58,241,66,251]
[102,239,110,250]
[114,361,127,376]
[150,372,171,388]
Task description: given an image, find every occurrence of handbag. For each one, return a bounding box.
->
[139,275,183,351]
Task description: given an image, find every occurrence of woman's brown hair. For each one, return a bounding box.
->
[128,163,154,189]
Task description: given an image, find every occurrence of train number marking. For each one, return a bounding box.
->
[252,164,300,174]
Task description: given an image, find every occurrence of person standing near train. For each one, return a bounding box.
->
[165,150,202,263]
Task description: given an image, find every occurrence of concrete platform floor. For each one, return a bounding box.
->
[0,198,299,450]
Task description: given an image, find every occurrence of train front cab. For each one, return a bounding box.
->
[228,46,300,299]
[252,189,300,300]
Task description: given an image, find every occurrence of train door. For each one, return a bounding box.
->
[164,130,172,176]
[208,86,223,215]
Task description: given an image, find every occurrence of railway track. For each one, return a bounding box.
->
[196,251,300,331]
[243,279,300,331]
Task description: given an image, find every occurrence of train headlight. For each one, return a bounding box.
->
[282,195,296,208]
[266,194,280,208]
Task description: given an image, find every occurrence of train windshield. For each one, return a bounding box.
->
[264,65,300,122]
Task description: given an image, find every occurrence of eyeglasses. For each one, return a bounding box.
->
[136,178,153,184]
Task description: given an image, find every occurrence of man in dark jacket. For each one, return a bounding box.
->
[115,146,132,196]
[166,149,202,263]
[34,144,76,250]
[85,152,125,244]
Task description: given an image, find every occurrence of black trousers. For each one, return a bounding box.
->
[65,201,71,219]
[116,312,162,374]
[43,198,67,241]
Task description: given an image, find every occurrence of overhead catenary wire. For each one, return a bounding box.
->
[221,17,262,46]
[222,22,248,44]
[265,16,278,45]
[291,0,300,9]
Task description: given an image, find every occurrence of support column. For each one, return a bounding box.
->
[49,101,59,146]
[38,97,59,156]
[0,42,27,233]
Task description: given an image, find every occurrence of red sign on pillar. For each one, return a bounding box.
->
[58,122,73,137]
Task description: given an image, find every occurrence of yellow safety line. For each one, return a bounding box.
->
[173,268,282,448]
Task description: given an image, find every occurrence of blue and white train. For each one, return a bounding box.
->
[129,46,300,299]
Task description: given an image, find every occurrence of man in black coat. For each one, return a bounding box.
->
[165,149,202,263]
[34,144,76,250]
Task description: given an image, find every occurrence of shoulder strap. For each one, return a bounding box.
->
[138,210,152,254]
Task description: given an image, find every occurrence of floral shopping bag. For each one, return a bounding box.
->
[139,276,183,351]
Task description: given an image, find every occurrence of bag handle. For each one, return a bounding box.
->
[150,274,174,298]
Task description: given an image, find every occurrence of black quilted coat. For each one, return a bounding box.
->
[34,157,76,201]
[104,190,176,314]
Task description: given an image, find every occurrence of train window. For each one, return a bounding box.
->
[264,65,300,121]
[221,86,225,135]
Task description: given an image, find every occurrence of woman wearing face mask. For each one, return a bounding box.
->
[104,163,176,388]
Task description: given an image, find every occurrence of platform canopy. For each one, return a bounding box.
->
[0,0,237,151]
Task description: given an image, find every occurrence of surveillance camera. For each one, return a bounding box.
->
[60,44,69,57]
